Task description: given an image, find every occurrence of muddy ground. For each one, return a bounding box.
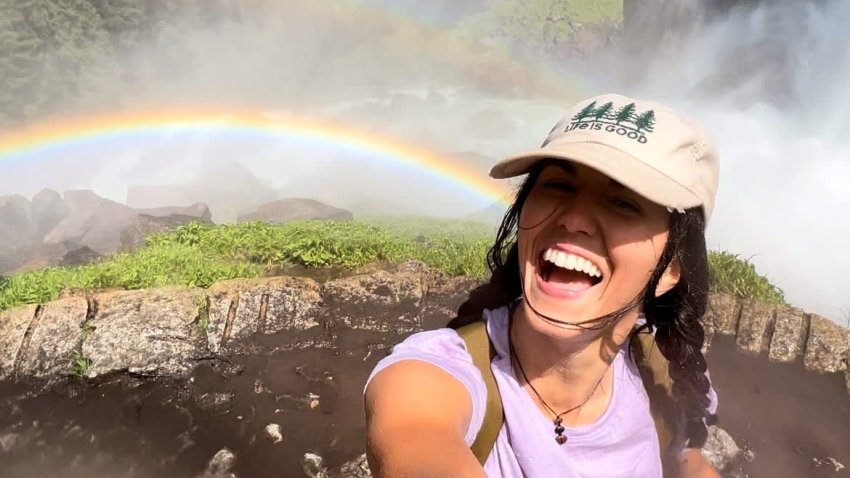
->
[0,331,848,478]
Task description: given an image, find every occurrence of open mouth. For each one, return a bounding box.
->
[537,248,603,293]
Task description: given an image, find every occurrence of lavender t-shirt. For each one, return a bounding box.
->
[366,307,719,477]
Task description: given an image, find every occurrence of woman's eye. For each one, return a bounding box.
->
[610,197,641,213]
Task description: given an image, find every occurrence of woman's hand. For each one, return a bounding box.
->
[365,360,487,478]
[678,449,722,478]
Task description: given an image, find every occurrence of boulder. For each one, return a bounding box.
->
[82,287,207,377]
[701,425,746,477]
[10,241,99,274]
[43,190,138,253]
[704,293,739,336]
[136,202,212,222]
[237,198,352,223]
[199,448,236,478]
[768,306,807,363]
[119,213,211,253]
[0,195,38,274]
[205,276,323,353]
[16,297,88,378]
[735,299,775,355]
[31,189,69,238]
[45,190,212,255]
[421,274,484,330]
[58,245,102,267]
[321,268,424,335]
[127,161,279,223]
[803,314,850,373]
[0,304,38,380]
[302,452,371,478]
[338,454,371,478]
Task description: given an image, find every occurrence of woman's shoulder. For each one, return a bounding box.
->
[364,310,511,445]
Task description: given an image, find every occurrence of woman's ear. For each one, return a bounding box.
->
[655,259,682,297]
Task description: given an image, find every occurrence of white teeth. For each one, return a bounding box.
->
[542,249,602,278]
[576,257,588,273]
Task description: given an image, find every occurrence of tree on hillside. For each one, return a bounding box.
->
[455,0,621,53]
[89,0,146,52]
[0,0,49,124]
[0,0,121,123]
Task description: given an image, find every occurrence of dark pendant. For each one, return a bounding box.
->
[554,417,566,445]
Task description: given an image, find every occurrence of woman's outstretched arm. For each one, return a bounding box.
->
[365,360,487,478]
[678,449,722,478]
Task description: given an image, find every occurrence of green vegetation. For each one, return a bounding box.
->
[0,219,492,312]
[69,350,92,378]
[196,294,210,332]
[0,219,788,313]
[708,251,786,305]
[0,0,626,126]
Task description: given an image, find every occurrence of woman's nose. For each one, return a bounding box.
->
[556,193,599,237]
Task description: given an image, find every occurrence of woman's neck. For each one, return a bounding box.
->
[509,303,638,423]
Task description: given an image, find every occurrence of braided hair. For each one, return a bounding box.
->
[452,162,714,448]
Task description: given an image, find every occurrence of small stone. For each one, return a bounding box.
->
[338,454,372,478]
[308,393,320,410]
[813,456,845,472]
[202,448,236,478]
[254,379,264,394]
[0,433,20,452]
[302,453,329,478]
[555,435,567,445]
[264,423,283,444]
[195,391,235,414]
[701,426,745,472]
[554,425,565,434]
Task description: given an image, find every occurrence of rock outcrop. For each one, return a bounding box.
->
[118,212,211,253]
[2,262,849,397]
[237,198,353,224]
[44,190,211,254]
[0,189,214,274]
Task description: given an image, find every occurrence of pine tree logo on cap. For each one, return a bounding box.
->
[564,100,656,144]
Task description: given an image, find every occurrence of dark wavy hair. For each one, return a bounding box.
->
[451,161,714,449]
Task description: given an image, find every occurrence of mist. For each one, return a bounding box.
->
[0,0,847,321]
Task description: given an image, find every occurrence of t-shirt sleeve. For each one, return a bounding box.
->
[364,328,487,446]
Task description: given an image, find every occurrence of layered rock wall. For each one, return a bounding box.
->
[1,264,849,396]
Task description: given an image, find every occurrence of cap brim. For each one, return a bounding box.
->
[490,141,702,211]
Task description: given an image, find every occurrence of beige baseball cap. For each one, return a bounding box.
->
[490,93,720,221]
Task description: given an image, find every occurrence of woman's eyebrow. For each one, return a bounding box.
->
[546,162,577,176]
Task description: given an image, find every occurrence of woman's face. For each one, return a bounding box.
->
[517,162,673,327]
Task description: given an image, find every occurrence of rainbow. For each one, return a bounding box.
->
[0,107,512,205]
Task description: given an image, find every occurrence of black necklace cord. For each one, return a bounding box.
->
[507,305,610,444]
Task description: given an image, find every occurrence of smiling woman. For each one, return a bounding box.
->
[364,93,723,478]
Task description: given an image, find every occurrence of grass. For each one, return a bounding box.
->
[69,350,92,378]
[196,294,210,332]
[0,218,785,313]
[707,251,786,305]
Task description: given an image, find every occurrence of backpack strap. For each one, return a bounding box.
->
[632,330,679,454]
[456,321,504,466]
